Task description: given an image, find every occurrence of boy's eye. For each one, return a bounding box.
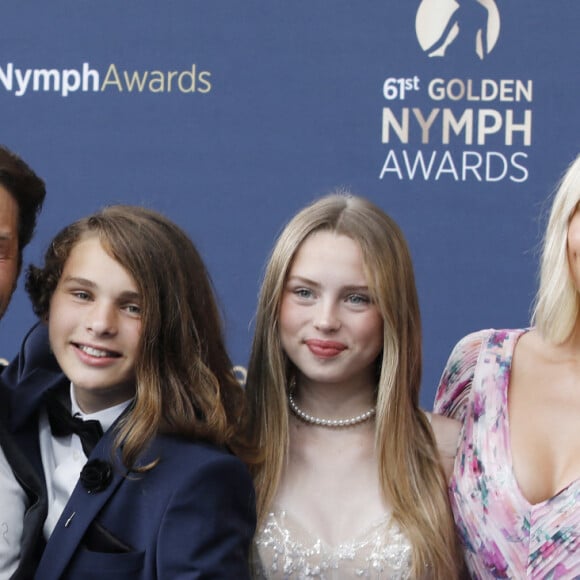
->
[72,291,91,301]
[124,304,141,316]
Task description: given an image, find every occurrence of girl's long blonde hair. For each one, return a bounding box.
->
[245,193,461,578]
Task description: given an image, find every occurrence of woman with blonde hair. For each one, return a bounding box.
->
[246,193,462,578]
[435,153,580,577]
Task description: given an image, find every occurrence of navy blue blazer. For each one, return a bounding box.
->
[3,323,256,579]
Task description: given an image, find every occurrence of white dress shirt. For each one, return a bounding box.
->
[39,383,131,539]
[0,442,25,579]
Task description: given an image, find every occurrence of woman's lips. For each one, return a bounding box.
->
[305,339,346,358]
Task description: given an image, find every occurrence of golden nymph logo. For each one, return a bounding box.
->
[379,2,532,183]
[0,63,212,97]
[416,0,500,60]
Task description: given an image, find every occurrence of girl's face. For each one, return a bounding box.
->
[48,235,142,413]
[279,231,383,393]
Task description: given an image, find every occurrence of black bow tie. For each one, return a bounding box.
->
[45,395,104,457]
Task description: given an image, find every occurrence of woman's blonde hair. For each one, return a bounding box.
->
[27,205,245,470]
[533,153,580,343]
[245,192,460,578]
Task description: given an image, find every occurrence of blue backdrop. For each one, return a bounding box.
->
[1,1,579,406]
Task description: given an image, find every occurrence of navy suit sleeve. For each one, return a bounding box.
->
[158,453,256,579]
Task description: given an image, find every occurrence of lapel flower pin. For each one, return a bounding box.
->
[80,459,113,494]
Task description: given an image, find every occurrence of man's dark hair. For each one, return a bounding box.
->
[0,145,46,266]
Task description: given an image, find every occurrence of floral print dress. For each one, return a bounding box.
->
[434,329,580,579]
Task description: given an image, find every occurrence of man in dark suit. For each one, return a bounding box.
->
[0,146,46,579]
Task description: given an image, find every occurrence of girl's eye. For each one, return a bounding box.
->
[346,293,371,305]
[294,288,313,299]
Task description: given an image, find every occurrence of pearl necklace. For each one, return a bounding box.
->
[288,391,376,428]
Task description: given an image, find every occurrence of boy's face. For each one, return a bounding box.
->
[48,235,142,413]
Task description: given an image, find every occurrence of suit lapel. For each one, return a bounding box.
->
[9,369,67,478]
[10,368,65,431]
[6,349,137,578]
[36,431,129,579]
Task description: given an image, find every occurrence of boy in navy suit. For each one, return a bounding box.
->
[6,206,255,579]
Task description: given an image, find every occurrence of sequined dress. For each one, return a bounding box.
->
[253,506,413,579]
